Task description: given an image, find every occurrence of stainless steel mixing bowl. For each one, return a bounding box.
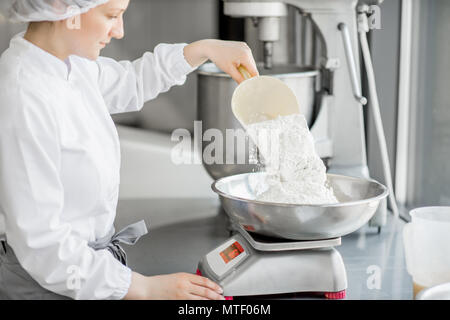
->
[212,172,389,240]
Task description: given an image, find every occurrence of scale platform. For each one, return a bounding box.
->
[198,225,348,299]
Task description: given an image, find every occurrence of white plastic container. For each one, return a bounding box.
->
[403,206,450,297]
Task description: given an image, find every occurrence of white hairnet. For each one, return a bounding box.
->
[0,0,110,23]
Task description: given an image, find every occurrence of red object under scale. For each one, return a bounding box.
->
[324,290,346,299]
[195,269,345,300]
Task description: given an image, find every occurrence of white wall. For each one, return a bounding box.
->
[117,125,215,199]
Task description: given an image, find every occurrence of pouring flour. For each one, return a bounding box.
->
[245,114,338,205]
[231,66,337,205]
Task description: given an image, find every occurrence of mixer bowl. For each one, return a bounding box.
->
[212,172,389,240]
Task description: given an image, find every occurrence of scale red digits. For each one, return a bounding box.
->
[220,241,244,263]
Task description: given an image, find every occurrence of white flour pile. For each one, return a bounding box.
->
[246,114,338,205]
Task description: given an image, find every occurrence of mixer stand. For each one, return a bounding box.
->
[198,224,348,299]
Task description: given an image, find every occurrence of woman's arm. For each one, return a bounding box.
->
[96,42,196,115]
[95,40,258,115]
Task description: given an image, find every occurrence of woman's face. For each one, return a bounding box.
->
[65,0,130,60]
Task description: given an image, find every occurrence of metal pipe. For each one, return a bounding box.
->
[338,22,367,105]
[263,41,273,69]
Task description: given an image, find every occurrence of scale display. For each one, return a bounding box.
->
[219,241,244,264]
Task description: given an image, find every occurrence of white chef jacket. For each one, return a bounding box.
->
[0,32,196,299]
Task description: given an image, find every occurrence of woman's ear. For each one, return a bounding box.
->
[66,14,81,30]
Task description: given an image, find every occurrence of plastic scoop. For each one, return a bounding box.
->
[231,65,300,126]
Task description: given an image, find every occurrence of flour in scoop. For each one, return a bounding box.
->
[246,114,338,205]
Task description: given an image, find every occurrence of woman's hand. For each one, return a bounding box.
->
[184,39,259,84]
[123,271,225,300]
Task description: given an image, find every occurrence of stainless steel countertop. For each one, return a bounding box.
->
[115,198,412,300]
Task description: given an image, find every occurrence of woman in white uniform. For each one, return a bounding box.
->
[0,0,258,300]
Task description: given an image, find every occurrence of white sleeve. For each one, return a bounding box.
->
[0,86,132,300]
[96,43,197,115]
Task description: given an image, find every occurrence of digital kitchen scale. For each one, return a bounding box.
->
[197,224,347,299]
[199,164,388,299]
